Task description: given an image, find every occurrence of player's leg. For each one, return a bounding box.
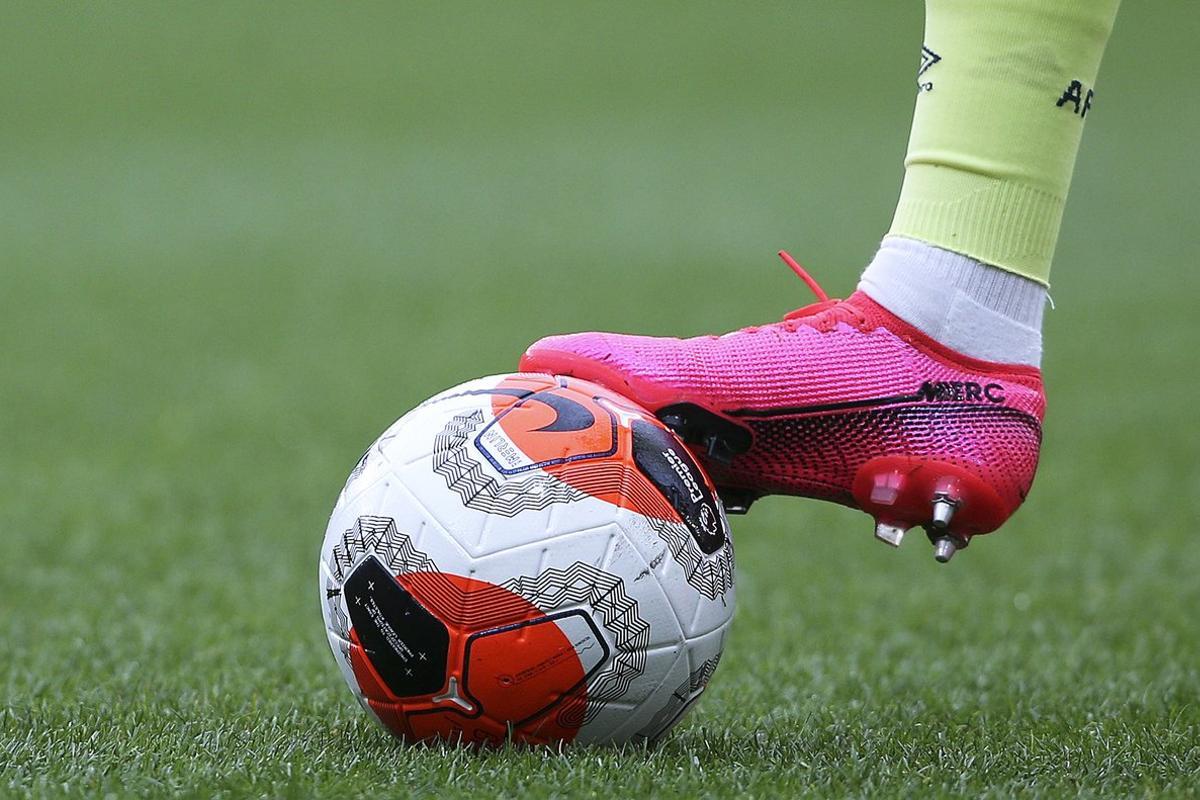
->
[864,0,1121,369]
[521,1,1121,562]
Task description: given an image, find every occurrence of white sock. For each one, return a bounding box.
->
[857,236,1047,368]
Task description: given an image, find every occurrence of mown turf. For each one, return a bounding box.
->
[3,2,1199,797]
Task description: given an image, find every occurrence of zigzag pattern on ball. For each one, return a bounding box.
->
[325,575,351,641]
[340,448,371,499]
[432,411,588,516]
[502,562,650,724]
[633,653,723,743]
[645,515,734,601]
[324,515,438,643]
[327,515,439,583]
[686,654,722,694]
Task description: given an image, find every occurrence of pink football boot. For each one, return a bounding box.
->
[520,252,1045,562]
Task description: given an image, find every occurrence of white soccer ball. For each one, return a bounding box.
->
[318,373,735,746]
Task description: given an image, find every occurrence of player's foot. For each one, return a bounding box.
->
[520,252,1045,562]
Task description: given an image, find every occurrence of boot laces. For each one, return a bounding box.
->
[775,251,864,330]
[728,251,864,337]
[778,250,829,304]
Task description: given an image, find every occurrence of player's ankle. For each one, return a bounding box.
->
[857,236,1046,368]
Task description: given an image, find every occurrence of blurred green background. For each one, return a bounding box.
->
[3,2,1198,796]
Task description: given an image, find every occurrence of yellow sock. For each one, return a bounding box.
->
[889,0,1121,285]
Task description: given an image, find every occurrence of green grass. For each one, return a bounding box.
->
[3,2,1199,797]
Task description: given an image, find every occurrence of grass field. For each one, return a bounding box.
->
[3,2,1199,797]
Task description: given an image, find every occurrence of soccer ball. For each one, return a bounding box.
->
[318,373,735,746]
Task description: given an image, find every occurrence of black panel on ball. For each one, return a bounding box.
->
[345,556,450,697]
[631,420,728,554]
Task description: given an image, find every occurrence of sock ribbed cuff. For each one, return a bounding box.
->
[888,165,1063,286]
